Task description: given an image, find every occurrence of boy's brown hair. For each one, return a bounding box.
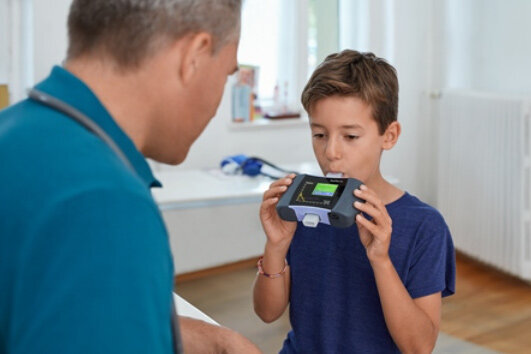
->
[301,50,398,134]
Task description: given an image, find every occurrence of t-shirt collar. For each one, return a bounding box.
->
[33,65,162,188]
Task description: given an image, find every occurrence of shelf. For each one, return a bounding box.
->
[228,115,309,131]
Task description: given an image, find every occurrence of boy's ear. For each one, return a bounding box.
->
[382,121,401,150]
[179,32,213,84]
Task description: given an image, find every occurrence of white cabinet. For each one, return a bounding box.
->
[152,163,321,274]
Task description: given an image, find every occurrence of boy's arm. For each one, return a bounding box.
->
[354,185,440,353]
[253,175,297,323]
[371,260,441,353]
[253,243,292,323]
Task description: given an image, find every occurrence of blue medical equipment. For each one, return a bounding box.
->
[221,154,295,179]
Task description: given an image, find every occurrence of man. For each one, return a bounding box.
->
[0,0,260,353]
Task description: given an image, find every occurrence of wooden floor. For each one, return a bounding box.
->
[176,262,291,353]
[440,254,531,353]
[177,253,531,354]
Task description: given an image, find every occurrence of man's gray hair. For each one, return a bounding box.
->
[67,0,242,68]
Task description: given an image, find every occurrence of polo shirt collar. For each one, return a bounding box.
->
[34,65,162,188]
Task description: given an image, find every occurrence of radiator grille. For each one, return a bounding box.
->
[436,90,531,280]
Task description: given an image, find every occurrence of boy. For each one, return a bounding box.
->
[253,50,455,353]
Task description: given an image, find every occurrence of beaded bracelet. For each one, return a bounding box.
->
[256,256,288,279]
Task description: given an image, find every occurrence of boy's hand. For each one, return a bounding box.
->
[353,185,392,264]
[259,173,297,249]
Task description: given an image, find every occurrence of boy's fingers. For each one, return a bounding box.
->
[260,198,280,218]
[261,197,279,210]
[354,187,385,211]
[356,202,392,229]
[263,185,288,201]
[356,214,378,234]
[354,201,381,221]
[268,177,294,189]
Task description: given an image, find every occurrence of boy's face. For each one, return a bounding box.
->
[309,95,399,184]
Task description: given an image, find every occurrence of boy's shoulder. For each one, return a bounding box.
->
[387,192,448,231]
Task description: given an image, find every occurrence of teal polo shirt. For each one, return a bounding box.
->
[0,66,175,353]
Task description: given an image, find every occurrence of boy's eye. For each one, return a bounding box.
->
[346,135,359,140]
[312,133,325,139]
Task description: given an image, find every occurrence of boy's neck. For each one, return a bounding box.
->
[364,172,404,205]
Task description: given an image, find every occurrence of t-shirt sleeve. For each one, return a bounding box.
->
[9,188,174,354]
[405,211,456,299]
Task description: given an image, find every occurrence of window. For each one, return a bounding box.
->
[235,0,339,123]
[308,0,339,75]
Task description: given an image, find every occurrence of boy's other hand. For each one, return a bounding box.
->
[353,185,392,264]
[260,173,298,250]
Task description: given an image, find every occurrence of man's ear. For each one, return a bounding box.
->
[382,121,401,150]
[179,32,213,84]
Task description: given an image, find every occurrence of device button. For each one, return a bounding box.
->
[302,213,320,228]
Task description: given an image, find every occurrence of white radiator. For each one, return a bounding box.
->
[436,90,531,280]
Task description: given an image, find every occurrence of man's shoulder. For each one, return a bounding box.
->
[0,100,154,231]
[1,99,145,191]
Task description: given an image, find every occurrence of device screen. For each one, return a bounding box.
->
[291,176,346,209]
[312,183,338,197]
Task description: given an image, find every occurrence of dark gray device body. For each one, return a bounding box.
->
[276,174,364,228]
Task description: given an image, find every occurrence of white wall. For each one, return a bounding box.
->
[33,0,70,83]
[0,0,7,83]
[443,0,531,95]
[391,0,437,204]
[0,0,33,103]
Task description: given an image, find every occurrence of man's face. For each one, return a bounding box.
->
[310,95,388,184]
[148,39,238,164]
[185,41,239,142]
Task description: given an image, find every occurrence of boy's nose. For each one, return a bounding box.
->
[325,139,341,160]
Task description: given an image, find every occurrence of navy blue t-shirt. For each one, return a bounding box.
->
[280,192,456,353]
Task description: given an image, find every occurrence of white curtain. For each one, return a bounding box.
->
[338,0,439,203]
[338,0,395,61]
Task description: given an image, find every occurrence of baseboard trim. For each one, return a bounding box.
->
[175,251,526,286]
[455,250,530,285]
[175,256,260,284]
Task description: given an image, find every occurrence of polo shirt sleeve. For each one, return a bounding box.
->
[10,188,174,354]
[404,211,456,299]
